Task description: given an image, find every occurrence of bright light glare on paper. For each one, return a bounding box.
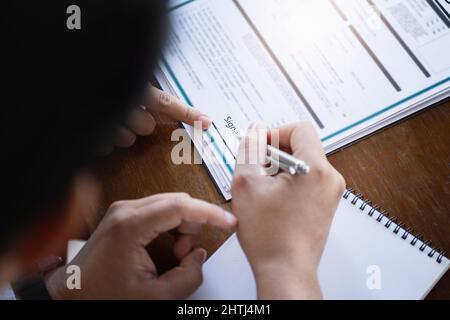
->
[277,0,336,45]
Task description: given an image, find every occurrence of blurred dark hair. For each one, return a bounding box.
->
[1,0,167,254]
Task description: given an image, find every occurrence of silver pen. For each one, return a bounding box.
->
[267,145,310,175]
[236,136,310,175]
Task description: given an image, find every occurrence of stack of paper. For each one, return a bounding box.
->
[156,0,450,200]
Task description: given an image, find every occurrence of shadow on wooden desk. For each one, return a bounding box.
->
[95,102,450,300]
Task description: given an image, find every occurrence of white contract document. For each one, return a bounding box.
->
[156,0,450,200]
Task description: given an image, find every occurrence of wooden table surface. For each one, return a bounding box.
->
[94,101,450,300]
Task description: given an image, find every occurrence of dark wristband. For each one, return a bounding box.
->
[13,256,63,300]
[14,273,52,300]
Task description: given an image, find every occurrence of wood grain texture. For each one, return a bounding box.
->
[95,101,450,299]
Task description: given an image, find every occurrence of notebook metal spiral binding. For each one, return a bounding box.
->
[343,189,446,264]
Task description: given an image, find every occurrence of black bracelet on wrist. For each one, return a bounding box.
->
[13,256,63,300]
[14,273,53,300]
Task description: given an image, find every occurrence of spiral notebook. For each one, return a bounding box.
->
[189,190,450,300]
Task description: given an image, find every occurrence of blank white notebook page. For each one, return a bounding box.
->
[189,192,449,300]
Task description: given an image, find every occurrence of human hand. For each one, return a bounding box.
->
[231,122,345,299]
[45,193,236,299]
[101,86,212,154]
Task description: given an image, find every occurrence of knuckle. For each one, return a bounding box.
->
[315,162,346,196]
[159,91,172,106]
[184,107,193,121]
[107,210,134,233]
[314,161,333,180]
[313,162,345,193]
[106,202,143,234]
[174,192,191,202]
[171,193,191,210]
[232,173,253,191]
[109,201,127,213]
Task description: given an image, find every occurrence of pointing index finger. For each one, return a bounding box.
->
[146,86,212,129]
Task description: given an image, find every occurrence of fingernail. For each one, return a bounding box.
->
[223,210,237,225]
[195,248,208,264]
[199,115,212,129]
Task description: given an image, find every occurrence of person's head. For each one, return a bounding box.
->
[1,0,167,281]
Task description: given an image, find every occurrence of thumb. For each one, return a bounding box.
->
[157,248,207,299]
